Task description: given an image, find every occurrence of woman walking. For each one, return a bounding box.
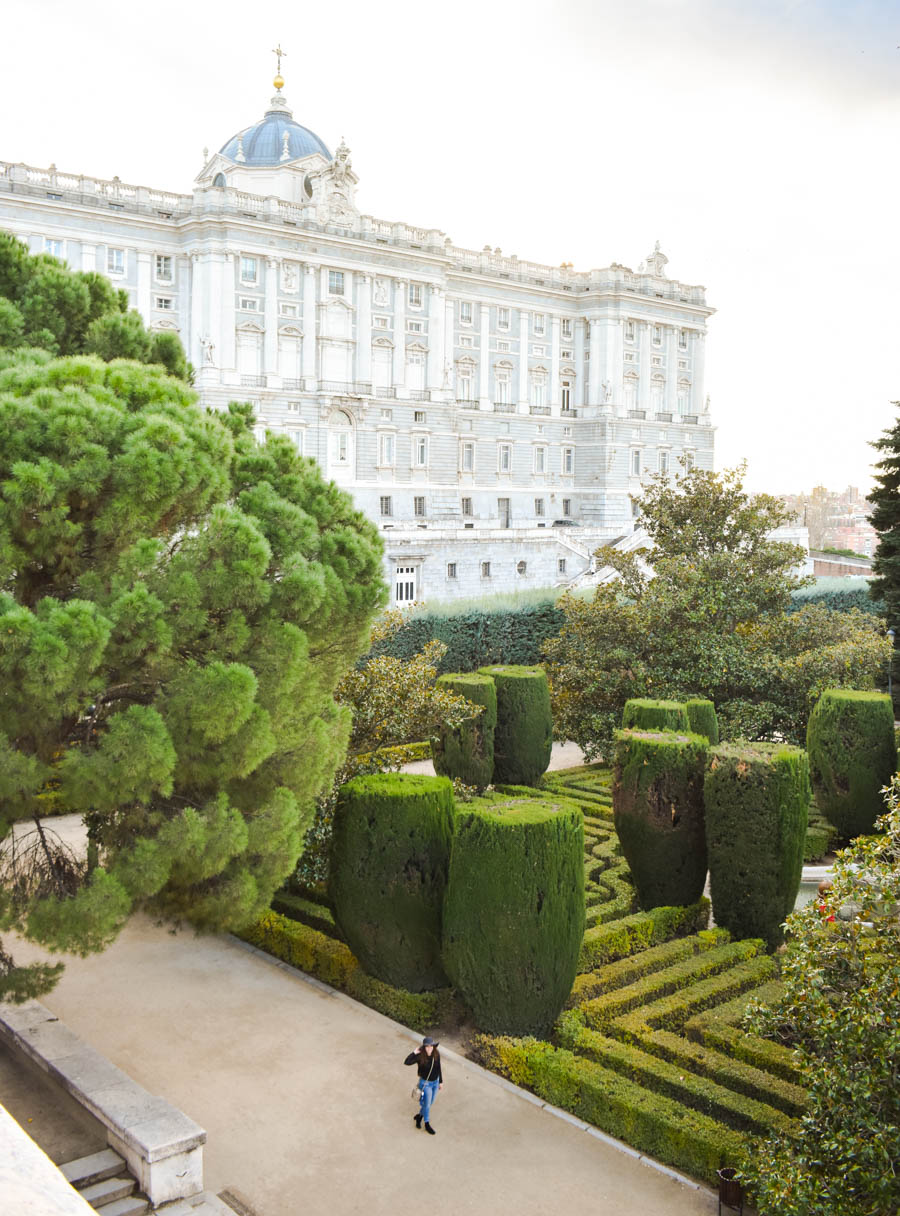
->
[404,1037,443,1135]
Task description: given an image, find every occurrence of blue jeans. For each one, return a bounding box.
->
[419,1078,439,1123]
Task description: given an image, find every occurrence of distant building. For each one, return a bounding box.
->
[0,68,716,603]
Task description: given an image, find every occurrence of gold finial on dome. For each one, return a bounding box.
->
[272,42,287,91]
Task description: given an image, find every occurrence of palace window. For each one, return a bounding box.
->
[460,335,474,347]
[458,369,474,400]
[534,498,545,517]
[239,297,259,311]
[481,561,491,578]
[658,449,670,474]
[561,380,572,410]
[107,247,125,275]
[414,410,427,424]
[406,319,423,334]
[651,378,665,411]
[561,318,572,339]
[394,564,418,603]
[495,370,511,404]
[534,446,547,474]
[652,325,663,345]
[533,313,546,335]
[631,448,641,476]
[460,441,475,472]
[286,401,302,413]
[328,269,345,295]
[414,496,426,517]
[280,303,298,317]
[562,498,572,516]
[532,345,546,357]
[380,407,393,420]
[373,315,389,328]
[517,560,528,575]
[380,496,393,517]
[677,386,690,414]
[408,282,423,309]
[155,254,172,281]
[240,256,257,283]
[447,562,457,579]
[562,446,575,475]
[460,301,473,325]
[287,429,304,453]
[498,442,512,473]
[414,436,428,467]
[497,340,510,352]
[563,426,572,437]
[154,297,174,310]
[378,433,396,466]
[561,349,573,359]
[331,431,349,464]
[558,558,567,574]
[498,306,510,330]
[625,320,635,342]
[684,451,695,472]
[530,375,547,407]
[679,329,688,349]
[44,238,63,258]
[461,496,473,516]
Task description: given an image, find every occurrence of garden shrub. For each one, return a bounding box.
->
[685,698,719,745]
[704,742,810,949]
[329,773,455,991]
[270,891,337,937]
[622,698,690,732]
[477,665,552,785]
[806,689,897,839]
[430,672,496,787]
[237,912,460,1031]
[612,730,709,909]
[578,900,710,972]
[567,929,730,1007]
[442,794,584,1035]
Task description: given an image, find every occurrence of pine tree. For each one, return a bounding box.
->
[0,352,385,1000]
[869,405,900,702]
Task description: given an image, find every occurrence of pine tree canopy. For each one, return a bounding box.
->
[869,404,900,626]
[0,350,386,1001]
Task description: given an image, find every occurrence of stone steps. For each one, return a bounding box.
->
[59,1148,148,1214]
[60,1148,125,1189]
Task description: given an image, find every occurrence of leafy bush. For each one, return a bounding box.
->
[806,689,897,839]
[237,911,459,1032]
[329,773,455,991]
[788,577,884,617]
[578,900,710,971]
[686,698,719,744]
[442,794,584,1035]
[612,730,709,909]
[622,699,689,732]
[477,665,552,785]
[431,672,495,787]
[704,743,809,949]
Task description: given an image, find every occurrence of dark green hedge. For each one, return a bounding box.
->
[787,580,884,616]
[686,699,719,745]
[613,730,709,909]
[622,699,690,732]
[431,672,497,787]
[442,795,585,1035]
[329,773,455,991]
[478,665,552,785]
[369,601,564,672]
[704,743,810,949]
[578,900,710,971]
[806,689,897,839]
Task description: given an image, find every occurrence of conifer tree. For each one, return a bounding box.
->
[869,405,900,694]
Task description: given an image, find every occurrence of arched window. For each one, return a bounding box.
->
[213,172,226,188]
[328,410,354,479]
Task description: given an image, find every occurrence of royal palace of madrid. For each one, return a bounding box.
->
[0,58,715,604]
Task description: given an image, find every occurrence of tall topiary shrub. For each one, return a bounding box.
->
[704,742,810,948]
[806,689,897,840]
[478,665,552,785]
[442,794,585,1035]
[612,730,709,908]
[686,698,719,745]
[622,699,690,732]
[431,672,497,787]
[330,773,455,991]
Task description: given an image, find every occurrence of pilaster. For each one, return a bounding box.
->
[302,262,318,387]
[518,309,529,407]
[588,318,602,406]
[392,278,407,393]
[189,251,204,369]
[264,256,279,375]
[665,327,677,414]
[479,304,490,407]
[692,331,706,414]
[574,319,586,408]
[220,253,236,370]
[427,286,444,391]
[550,316,561,412]
[638,322,651,411]
[356,273,372,384]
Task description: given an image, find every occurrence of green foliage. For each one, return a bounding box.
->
[442,794,585,1035]
[869,403,900,631]
[329,773,455,991]
[238,911,460,1032]
[544,464,890,756]
[0,232,190,378]
[612,730,709,909]
[578,900,711,972]
[622,698,689,732]
[788,576,883,616]
[806,689,897,839]
[704,743,809,949]
[431,672,495,787]
[0,355,385,999]
[741,776,900,1216]
[477,665,552,785]
[686,698,719,744]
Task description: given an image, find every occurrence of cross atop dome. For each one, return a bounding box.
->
[272,42,287,91]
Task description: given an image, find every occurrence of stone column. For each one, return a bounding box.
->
[302,262,318,388]
[189,251,204,370]
[550,316,561,412]
[264,257,279,379]
[220,252,236,371]
[603,318,621,413]
[588,318,602,406]
[574,319,586,408]
[692,331,706,415]
[356,273,372,387]
[427,285,444,392]
[392,279,407,393]
[136,251,152,323]
[638,322,652,412]
[444,296,455,394]
[518,309,529,407]
[479,303,490,407]
[665,327,677,414]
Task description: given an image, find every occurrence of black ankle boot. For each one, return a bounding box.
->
[425,1122,436,1135]
[414,1113,422,1129]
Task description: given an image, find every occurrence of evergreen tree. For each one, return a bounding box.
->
[0,351,385,1000]
[870,405,900,634]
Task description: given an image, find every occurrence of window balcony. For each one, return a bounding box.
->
[354,381,373,395]
[320,380,354,395]
[681,413,699,425]
[627,409,647,420]
[493,402,516,413]
[529,405,551,416]
[409,389,431,402]
[457,397,478,408]
[282,378,304,391]
[376,386,395,398]
[240,374,266,388]
[654,411,673,422]
[560,408,578,418]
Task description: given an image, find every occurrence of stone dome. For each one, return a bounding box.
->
[219,95,331,166]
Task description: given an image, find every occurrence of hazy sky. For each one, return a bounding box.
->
[4,1,898,495]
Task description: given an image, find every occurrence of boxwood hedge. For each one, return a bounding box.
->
[478,664,552,785]
[431,672,496,787]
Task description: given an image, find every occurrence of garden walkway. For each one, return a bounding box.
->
[12,918,716,1216]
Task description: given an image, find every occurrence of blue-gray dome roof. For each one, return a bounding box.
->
[220,101,331,166]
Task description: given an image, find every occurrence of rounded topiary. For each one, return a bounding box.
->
[704,742,810,948]
[686,698,719,745]
[612,729,709,909]
[477,665,552,785]
[806,689,897,840]
[329,773,455,991]
[442,794,585,1035]
[622,699,690,733]
[431,672,497,788]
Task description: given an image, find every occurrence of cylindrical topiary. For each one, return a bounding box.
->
[431,672,497,787]
[329,773,455,991]
[806,689,897,840]
[704,742,810,948]
[686,698,719,745]
[612,729,709,909]
[622,698,690,733]
[477,665,552,785]
[442,794,585,1035]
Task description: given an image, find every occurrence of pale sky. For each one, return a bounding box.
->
[4,0,899,495]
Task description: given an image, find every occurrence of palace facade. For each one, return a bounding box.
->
[0,71,716,603]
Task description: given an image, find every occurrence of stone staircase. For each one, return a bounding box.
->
[60,1148,148,1215]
